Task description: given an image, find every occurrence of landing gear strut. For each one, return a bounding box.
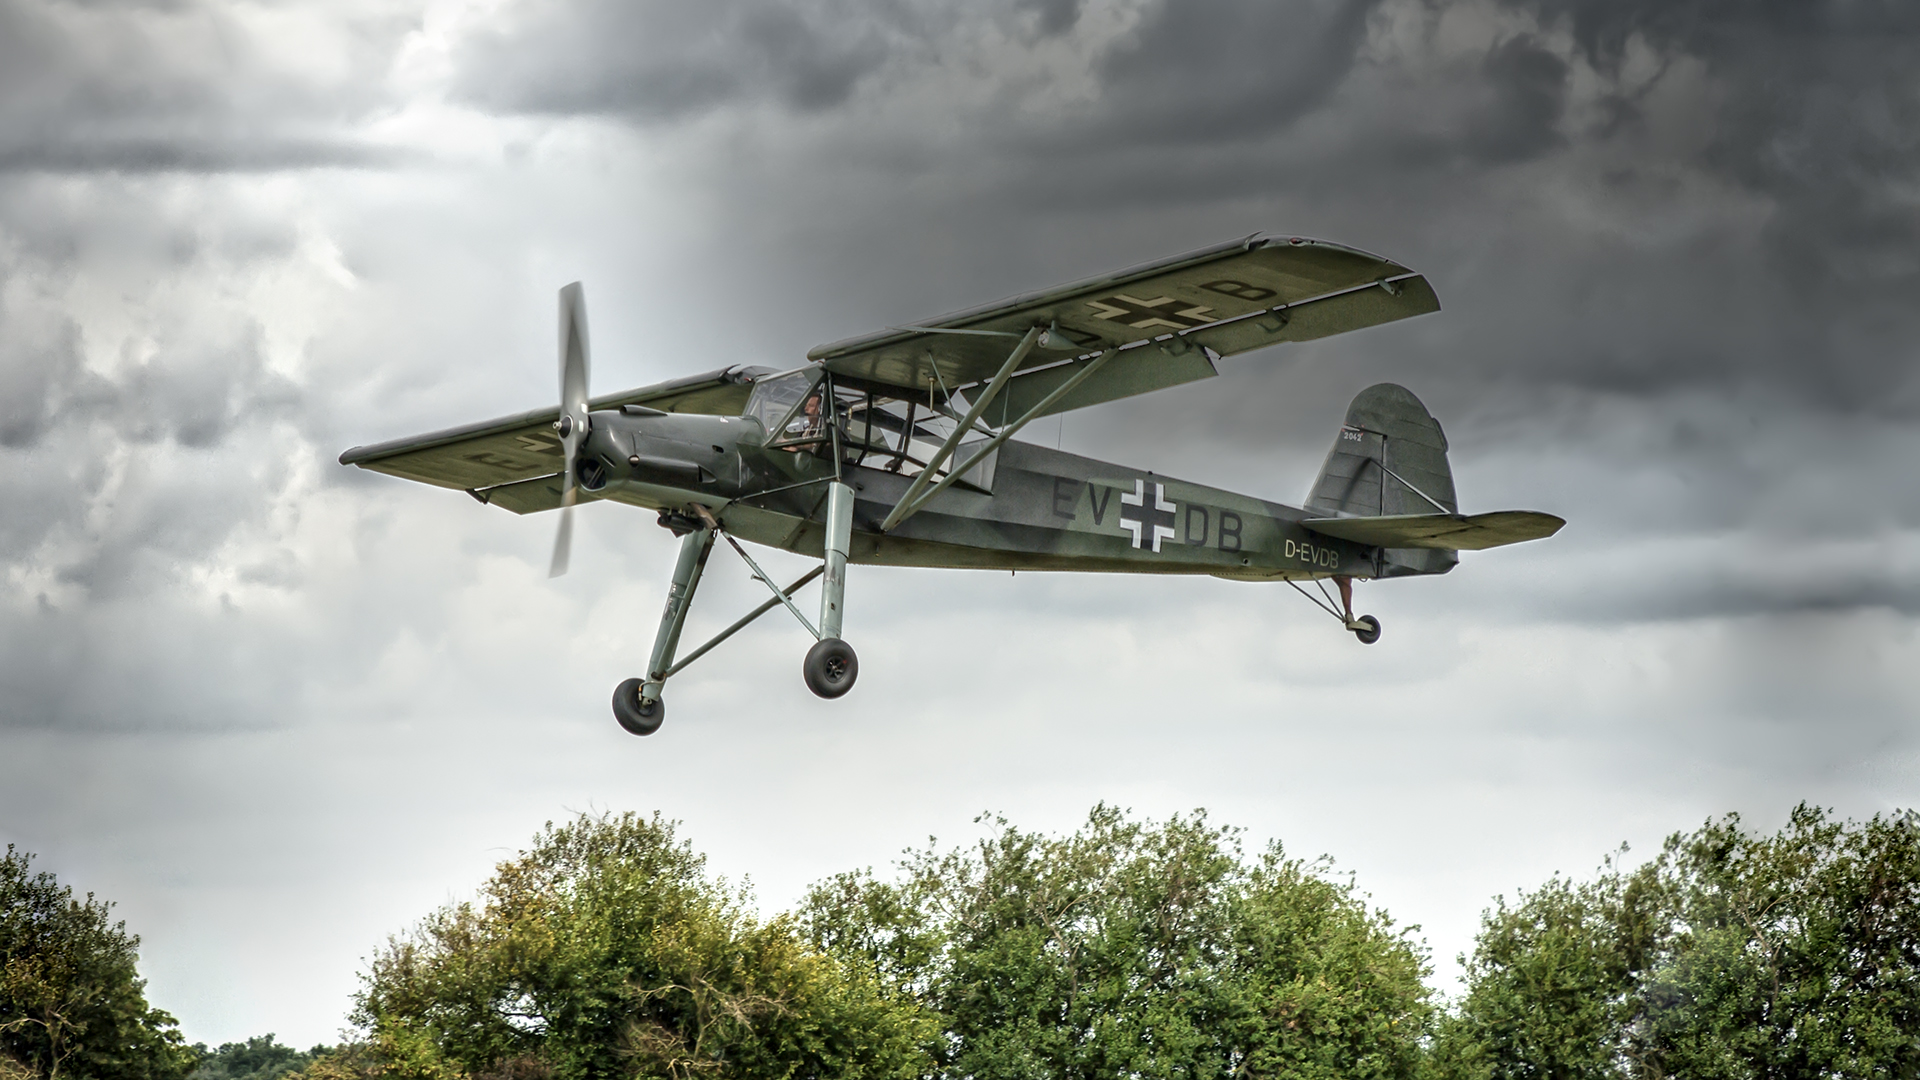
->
[805,481,859,698]
[610,484,861,734]
[1289,574,1382,645]
[617,523,717,735]
[1334,575,1382,645]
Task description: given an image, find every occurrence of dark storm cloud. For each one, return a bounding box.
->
[1084,0,1379,145]
[0,139,405,174]
[1018,0,1083,36]
[1516,0,1920,309]
[0,0,408,173]
[451,0,914,119]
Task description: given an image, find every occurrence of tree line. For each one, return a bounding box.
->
[4,804,1916,1079]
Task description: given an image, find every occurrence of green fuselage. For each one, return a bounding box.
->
[578,409,1412,583]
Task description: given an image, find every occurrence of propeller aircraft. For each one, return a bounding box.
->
[341,235,1564,735]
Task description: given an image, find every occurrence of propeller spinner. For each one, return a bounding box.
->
[549,282,591,578]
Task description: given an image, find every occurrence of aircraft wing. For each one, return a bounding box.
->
[807,234,1439,421]
[338,365,768,500]
[1301,511,1565,551]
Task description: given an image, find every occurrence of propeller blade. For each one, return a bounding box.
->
[549,282,590,578]
[549,485,576,578]
[558,282,590,426]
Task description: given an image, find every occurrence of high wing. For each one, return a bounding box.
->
[339,365,768,511]
[1301,511,1565,551]
[807,234,1439,421]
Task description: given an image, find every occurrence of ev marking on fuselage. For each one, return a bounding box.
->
[1118,479,1178,552]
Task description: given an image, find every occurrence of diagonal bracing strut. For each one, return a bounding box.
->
[878,326,1043,532]
[882,345,1121,531]
[662,565,824,679]
[694,506,822,641]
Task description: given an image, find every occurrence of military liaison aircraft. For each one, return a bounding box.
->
[341,235,1563,735]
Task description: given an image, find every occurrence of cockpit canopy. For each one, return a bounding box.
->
[742,367,997,491]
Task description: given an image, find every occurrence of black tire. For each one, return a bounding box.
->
[612,677,664,735]
[1352,615,1381,645]
[803,638,859,699]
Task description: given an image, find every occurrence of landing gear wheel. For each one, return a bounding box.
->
[1351,615,1381,645]
[803,639,859,699]
[612,677,664,736]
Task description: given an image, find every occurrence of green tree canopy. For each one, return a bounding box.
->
[0,846,192,1080]
[1438,804,1920,1080]
[352,812,932,1080]
[802,805,1435,1080]
[186,1036,327,1080]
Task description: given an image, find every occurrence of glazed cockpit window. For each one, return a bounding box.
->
[744,370,822,445]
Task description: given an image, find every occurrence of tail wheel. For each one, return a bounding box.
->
[1352,615,1381,645]
[612,677,664,735]
[803,639,858,699]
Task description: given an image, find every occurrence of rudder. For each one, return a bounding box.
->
[1306,383,1456,517]
[1306,384,1457,576]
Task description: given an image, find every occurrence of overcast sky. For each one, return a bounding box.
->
[2,0,1917,1049]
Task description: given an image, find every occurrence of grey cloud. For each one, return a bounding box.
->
[0,138,407,175]
[0,0,409,174]
[1018,0,1082,36]
[1461,34,1568,163]
[1515,0,1920,283]
[451,0,907,119]
[0,308,83,447]
[1083,0,1379,146]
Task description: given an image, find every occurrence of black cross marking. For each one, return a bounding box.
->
[1086,293,1217,330]
[1118,479,1178,552]
[515,432,564,456]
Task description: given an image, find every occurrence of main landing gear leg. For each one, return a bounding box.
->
[803,481,858,698]
[1335,575,1382,645]
[614,525,714,735]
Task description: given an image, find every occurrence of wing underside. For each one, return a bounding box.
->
[808,234,1440,418]
[338,365,766,497]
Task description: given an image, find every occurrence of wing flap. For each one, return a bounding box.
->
[1187,275,1440,356]
[809,235,1435,403]
[1301,511,1565,550]
[339,365,767,493]
[990,346,1219,422]
[469,472,581,515]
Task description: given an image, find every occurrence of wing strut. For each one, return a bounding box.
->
[882,346,1121,532]
[878,326,1042,532]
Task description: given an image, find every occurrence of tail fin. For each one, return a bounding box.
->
[1306,383,1458,577]
[1306,383,1456,518]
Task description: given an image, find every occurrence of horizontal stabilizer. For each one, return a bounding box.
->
[1301,511,1564,551]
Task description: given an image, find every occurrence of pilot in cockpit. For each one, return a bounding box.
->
[785,390,826,440]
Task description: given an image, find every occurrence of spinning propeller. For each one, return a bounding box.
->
[549,282,590,578]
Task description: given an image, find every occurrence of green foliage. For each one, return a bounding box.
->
[353,812,933,1080]
[1438,804,1920,1080]
[186,1036,327,1080]
[0,847,192,1080]
[802,805,1435,1080]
